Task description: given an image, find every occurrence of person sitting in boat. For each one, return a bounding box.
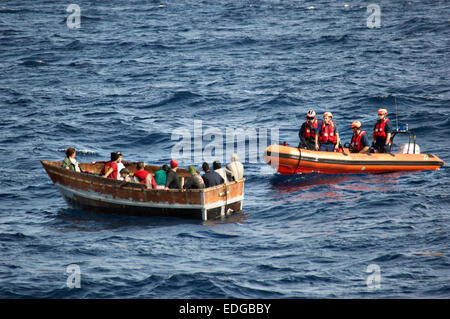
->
[372,108,392,153]
[119,168,132,183]
[226,153,244,181]
[133,162,157,189]
[62,147,82,172]
[315,112,340,152]
[183,165,205,190]
[116,151,126,181]
[165,159,181,190]
[102,152,120,179]
[213,160,229,184]
[201,162,224,188]
[349,121,370,153]
[154,164,169,189]
[298,110,319,150]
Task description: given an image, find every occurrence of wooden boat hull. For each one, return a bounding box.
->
[41,161,245,220]
[263,145,445,174]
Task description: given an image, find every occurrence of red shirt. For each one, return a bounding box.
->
[104,161,118,180]
[134,170,157,189]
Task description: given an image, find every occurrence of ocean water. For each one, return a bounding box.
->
[0,0,449,298]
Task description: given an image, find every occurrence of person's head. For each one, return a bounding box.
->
[323,112,333,124]
[306,109,316,122]
[351,121,362,134]
[116,151,123,162]
[162,164,169,172]
[120,168,129,178]
[188,165,197,176]
[202,162,210,173]
[137,162,145,170]
[213,160,221,170]
[170,159,178,170]
[66,147,76,158]
[110,152,120,162]
[378,108,388,120]
[230,153,239,162]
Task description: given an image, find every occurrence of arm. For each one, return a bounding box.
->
[103,167,113,178]
[360,145,370,153]
[334,133,340,150]
[385,132,391,145]
[315,134,319,151]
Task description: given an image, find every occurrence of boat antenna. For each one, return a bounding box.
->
[394,96,399,132]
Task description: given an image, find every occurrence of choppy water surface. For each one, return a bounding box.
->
[0,0,449,298]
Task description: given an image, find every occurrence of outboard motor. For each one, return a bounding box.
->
[390,125,420,154]
[398,143,421,154]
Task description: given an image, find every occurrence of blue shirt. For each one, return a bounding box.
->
[360,132,370,147]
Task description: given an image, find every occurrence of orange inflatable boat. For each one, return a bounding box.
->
[263,144,445,174]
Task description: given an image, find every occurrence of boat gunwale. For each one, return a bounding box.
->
[41,160,246,194]
[264,148,444,168]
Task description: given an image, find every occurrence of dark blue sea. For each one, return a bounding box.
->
[0,0,449,299]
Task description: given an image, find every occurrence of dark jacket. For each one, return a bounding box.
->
[165,170,181,189]
[183,174,205,189]
[202,171,224,188]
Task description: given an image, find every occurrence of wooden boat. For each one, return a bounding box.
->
[263,145,444,175]
[41,160,245,221]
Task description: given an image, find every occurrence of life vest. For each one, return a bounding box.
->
[134,170,149,184]
[374,118,389,139]
[351,131,367,152]
[319,121,337,144]
[302,119,318,140]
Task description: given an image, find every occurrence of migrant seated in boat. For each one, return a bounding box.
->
[201,162,224,188]
[133,162,157,189]
[154,164,169,189]
[119,168,132,183]
[102,152,120,179]
[116,151,126,181]
[226,153,244,181]
[165,159,181,190]
[61,147,82,172]
[183,165,205,190]
[213,160,229,183]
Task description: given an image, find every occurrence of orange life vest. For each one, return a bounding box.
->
[351,131,367,152]
[319,121,337,144]
[374,118,389,139]
[302,119,318,139]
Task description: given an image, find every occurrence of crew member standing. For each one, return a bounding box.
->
[372,108,392,153]
[298,110,319,150]
[315,112,340,152]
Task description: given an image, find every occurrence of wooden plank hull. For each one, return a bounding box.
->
[41,161,244,220]
[264,145,445,174]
